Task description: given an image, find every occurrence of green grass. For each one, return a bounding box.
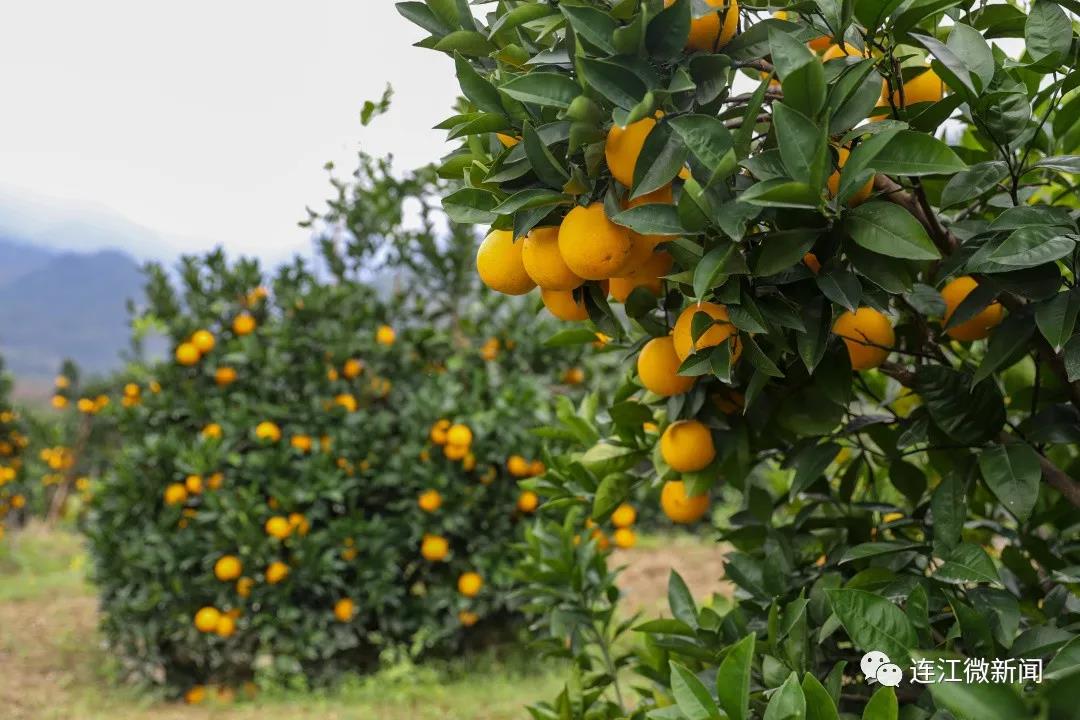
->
[0,523,566,720]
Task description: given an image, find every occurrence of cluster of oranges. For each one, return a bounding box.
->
[590,502,640,550]
[176,328,221,367]
[429,419,476,466]
[0,406,28,539]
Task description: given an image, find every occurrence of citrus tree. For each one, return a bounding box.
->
[0,354,30,540]
[399,0,1080,716]
[85,151,595,702]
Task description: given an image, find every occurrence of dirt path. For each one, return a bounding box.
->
[613,539,732,617]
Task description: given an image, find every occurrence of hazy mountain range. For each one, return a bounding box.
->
[0,236,145,395]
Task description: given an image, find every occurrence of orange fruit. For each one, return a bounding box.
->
[804,253,822,274]
[896,68,944,107]
[660,480,711,524]
[610,251,672,303]
[191,329,215,353]
[233,313,256,336]
[184,474,203,494]
[236,577,253,598]
[184,686,207,705]
[265,561,290,584]
[194,607,221,633]
[290,435,313,452]
[459,610,480,627]
[558,204,632,280]
[215,615,236,638]
[334,598,355,622]
[164,484,188,505]
[376,325,396,345]
[342,358,364,379]
[255,421,281,442]
[666,0,740,52]
[660,420,716,472]
[637,336,695,397]
[265,516,291,539]
[613,528,637,548]
[672,302,739,361]
[421,534,449,561]
[833,307,895,370]
[447,424,472,447]
[542,287,590,322]
[444,443,468,460]
[517,491,539,513]
[507,455,530,477]
[940,276,1004,341]
[214,556,242,582]
[611,503,637,528]
[458,571,484,597]
[529,460,546,476]
[175,343,200,366]
[215,367,237,386]
[477,229,536,295]
[522,227,584,291]
[430,419,451,445]
[605,116,657,188]
[418,489,442,512]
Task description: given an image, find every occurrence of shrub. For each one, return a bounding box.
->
[0,355,30,539]
[401,0,1080,716]
[86,154,594,697]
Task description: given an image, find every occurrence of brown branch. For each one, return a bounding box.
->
[726,113,771,129]
[878,362,1080,509]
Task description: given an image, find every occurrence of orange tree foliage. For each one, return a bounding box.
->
[399,0,1080,716]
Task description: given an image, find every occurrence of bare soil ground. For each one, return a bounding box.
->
[0,525,727,720]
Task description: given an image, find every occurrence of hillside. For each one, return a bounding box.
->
[0,238,144,386]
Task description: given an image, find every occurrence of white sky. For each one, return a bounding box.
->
[0,1,456,264]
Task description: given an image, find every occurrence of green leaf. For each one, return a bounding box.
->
[797,297,830,372]
[1066,334,1080,382]
[668,570,699,629]
[791,442,841,499]
[559,5,616,55]
[632,122,689,198]
[773,103,828,187]
[931,471,966,553]
[839,542,925,564]
[544,328,602,347]
[1034,155,1080,173]
[491,189,570,216]
[940,161,1009,208]
[917,365,1006,444]
[693,244,743,300]
[826,589,917,664]
[454,54,504,115]
[771,28,825,118]
[973,314,1035,385]
[717,634,755,720]
[433,30,495,57]
[669,115,737,187]
[816,270,862,312]
[978,444,1040,523]
[580,58,648,110]
[845,202,941,260]
[753,230,818,277]
[861,687,897,720]
[1036,289,1080,351]
[763,673,806,720]
[488,4,558,37]
[646,0,692,60]
[986,226,1076,269]
[1026,1,1073,65]
[612,204,687,235]
[592,473,631,520]
[859,130,966,176]
[500,73,581,108]
[442,187,498,223]
[1045,636,1080,681]
[801,673,838,720]
[740,179,820,209]
[909,32,978,97]
[670,662,722,720]
[946,23,995,90]
[934,543,1002,585]
[396,2,453,36]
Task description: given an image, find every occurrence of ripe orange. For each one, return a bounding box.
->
[214,556,242,582]
[233,313,256,336]
[236,577,253,598]
[827,147,874,206]
[517,491,539,513]
[940,276,1003,341]
[562,367,585,385]
[522,227,583,291]
[335,393,358,412]
[291,435,313,452]
[665,0,740,52]
[610,251,673,303]
[185,474,203,494]
[201,423,222,439]
[896,68,944,106]
[51,395,69,409]
[613,528,637,549]
[376,325,396,345]
[194,607,221,633]
[421,534,449,561]
[342,358,364,379]
[255,421,281,442]
[418,489,442,512]
[611,503,637,528]
[288,513,309,536]
[529,460,545,476]
[184,686,206,705]
[477,229,537,295]
[803,253,822,274]
[507,455,530,477]
[672,302,739,361]
[206,472,224,490]
[605,115,656,188]
[265,561,290,584]
[637,336,695,397]
[457,571,484,597]
[176,343,201,366]
[191,329,215,354]
[833,307,895,370]
[430,419,451,445]
[444,443,468,460]
[164,484,188,505]
[542,287,591,322]
[215,615,236,638]
[334,598,355,622]
[447,424,472,447]
[558,204,632,280]
[660,420,716,472]
[265,516,291,539]
[660,480,711,524]
[459,611,480,627]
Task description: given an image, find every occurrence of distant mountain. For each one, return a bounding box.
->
[0,238,145,384]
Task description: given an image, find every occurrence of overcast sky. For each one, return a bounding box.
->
[0,1,457,263]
